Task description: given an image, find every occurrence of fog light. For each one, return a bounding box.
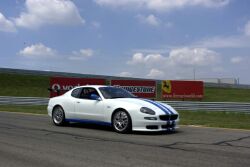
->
[144,117,157,120]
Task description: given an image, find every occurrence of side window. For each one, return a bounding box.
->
[79,88,100,100]
[71,88,82,98]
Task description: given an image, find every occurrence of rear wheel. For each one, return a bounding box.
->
[112,110,132,133]
[52,106,66,126]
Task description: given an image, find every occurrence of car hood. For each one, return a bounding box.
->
[107,98,178,115]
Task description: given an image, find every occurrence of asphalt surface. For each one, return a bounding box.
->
[0,111,250,167]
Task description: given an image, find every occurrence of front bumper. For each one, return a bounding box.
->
[132,115,179,132]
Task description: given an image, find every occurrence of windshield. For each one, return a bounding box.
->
[99,87,137,99]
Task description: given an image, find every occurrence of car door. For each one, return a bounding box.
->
[74,87,104,122]
[65,87,82,118]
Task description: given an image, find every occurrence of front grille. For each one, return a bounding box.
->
[146,125,159,130]
[159,114,178,121]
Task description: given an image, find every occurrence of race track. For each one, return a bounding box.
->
[0,111,250,167]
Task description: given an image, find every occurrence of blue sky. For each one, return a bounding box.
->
[0,0,250,83]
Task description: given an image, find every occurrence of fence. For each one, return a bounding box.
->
[0,96,48,106]
[0,96,250,112]
[160,101,250,112]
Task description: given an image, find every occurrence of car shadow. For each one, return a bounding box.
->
[132,130,181,136]
[66,122,113,132]
[64,122,181,135]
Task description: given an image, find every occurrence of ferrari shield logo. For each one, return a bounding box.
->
[162,80,171,94]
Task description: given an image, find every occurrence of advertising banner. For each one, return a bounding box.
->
[49,77,106,97]
[111,80,156,98]
[162,80,204,100]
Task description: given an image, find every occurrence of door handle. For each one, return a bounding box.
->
[77,101,80,104]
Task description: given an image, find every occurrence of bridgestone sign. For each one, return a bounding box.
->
[115,86,155,93]
[111,80,156,99]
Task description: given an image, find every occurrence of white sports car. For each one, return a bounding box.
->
[47,85,179,133]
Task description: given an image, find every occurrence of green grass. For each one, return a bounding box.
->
[203,87,250,102]
[0,105,47,114]
[0,105,250,130]
[179,110,250,130]
[0,73,49,97]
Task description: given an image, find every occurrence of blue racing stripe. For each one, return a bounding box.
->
[156,102,174,115]
[143,99,170,115]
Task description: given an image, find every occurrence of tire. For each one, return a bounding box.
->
[112,110,132,133]
[52,106,66,126]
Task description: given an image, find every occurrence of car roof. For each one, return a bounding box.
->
[74,85,109,89]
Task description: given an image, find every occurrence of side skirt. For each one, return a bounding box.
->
[65,118,112,126]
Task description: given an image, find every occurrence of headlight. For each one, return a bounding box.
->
[140,107,155,115]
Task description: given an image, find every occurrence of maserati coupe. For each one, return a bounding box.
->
[47,85,179,133]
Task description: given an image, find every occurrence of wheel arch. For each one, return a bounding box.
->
[111,108,132,126]
[52,104,64,115]
[51,104,67,126]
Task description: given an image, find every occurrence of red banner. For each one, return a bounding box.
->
[111,80,156,98]
[162,80,204,100]
[49,77,106,97]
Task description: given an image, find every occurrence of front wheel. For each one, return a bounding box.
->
[52,106,66,126]
[112,110,132,133]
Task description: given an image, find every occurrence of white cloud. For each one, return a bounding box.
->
[147,68,164,78]
[169,47,218,66]
[230,56,243,64]
[126,47,220,79]
[79,49,94,57]
[118,71,133,77]
[127,53,144,65]
[69,49,94,60]
[95,0,229,11]
[132,48,169,55]
[193,35,250,48]
[128,47,218,67]
[144,54,165,65]
[146,0,229,11]
[0,12,16,32]
[15,0,85,29]
[136,14,161,26]
[19,43,57,58]
[127,53,165,65]
[244,21,250,37]
[19,45,94,61]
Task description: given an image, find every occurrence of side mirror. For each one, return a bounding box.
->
[90,94,101,101]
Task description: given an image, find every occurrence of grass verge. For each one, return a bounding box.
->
[203,87,250,102]
[0,73,49,97]
[0,105,250,130]
[179,110,250,130]
[0,105,47,114]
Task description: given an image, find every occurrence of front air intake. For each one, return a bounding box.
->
[159,114,178,121]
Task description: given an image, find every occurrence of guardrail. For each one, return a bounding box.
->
[160,101,250,112]
[0,96,250,112]
[0,96,49,106]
